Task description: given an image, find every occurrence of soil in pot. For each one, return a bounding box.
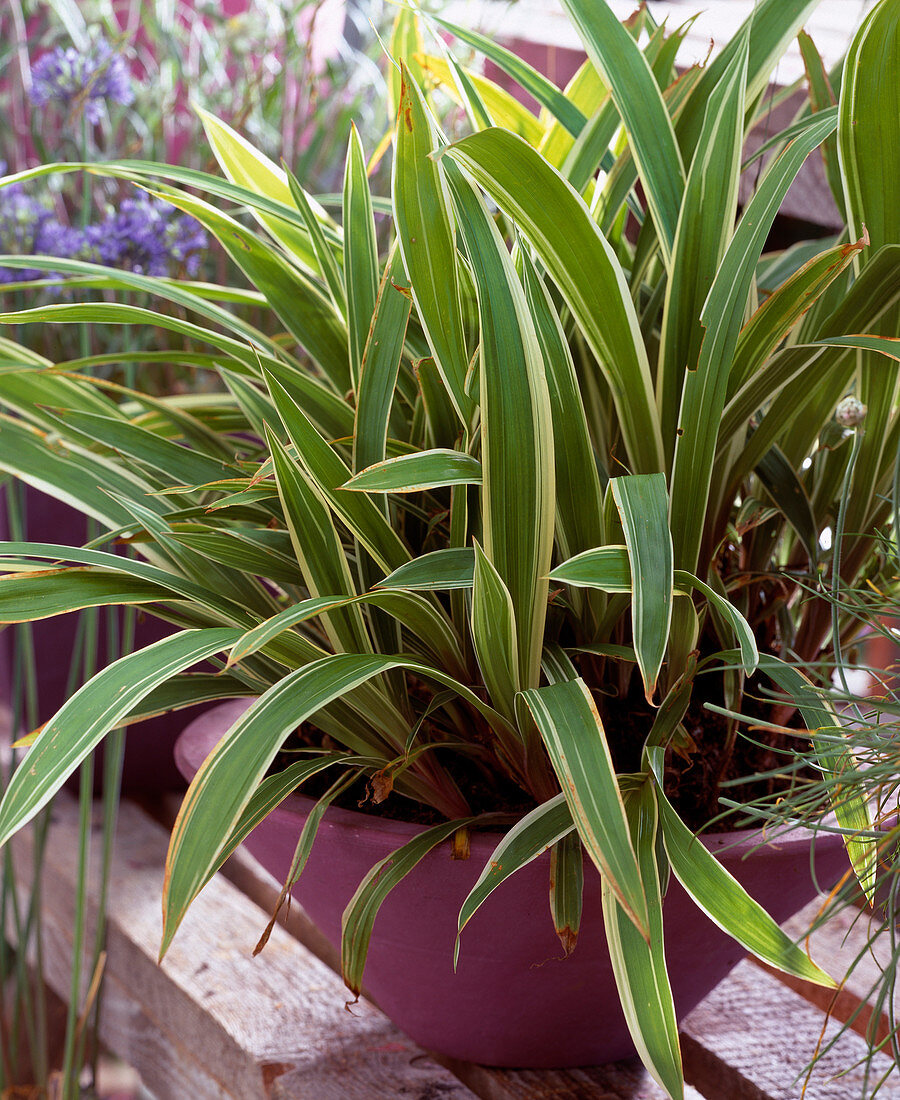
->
[175,698,850,1069]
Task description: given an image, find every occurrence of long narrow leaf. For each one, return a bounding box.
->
[0,629,239,847]
[522,679,648,936]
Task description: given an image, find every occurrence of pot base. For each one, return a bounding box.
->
[176,700,850,1068]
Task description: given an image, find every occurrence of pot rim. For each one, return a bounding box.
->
[174,697,847,858]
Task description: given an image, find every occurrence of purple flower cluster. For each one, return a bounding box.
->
[30,37,134,124]
[0,176,207,284]
[95,197,207,277]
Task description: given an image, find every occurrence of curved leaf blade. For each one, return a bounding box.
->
[522,679,648,937]
[0,629,239,848]
[611,474,673,704]
[342,449,482,493]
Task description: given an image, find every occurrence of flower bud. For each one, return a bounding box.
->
[835,396,867,428]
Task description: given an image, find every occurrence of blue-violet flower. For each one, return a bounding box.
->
[30,37,134,123]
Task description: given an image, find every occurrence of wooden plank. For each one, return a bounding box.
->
[680,959,900,1100]
[7,794,478,1100]
[437,1057,706,1100]
[763,897,899,1048]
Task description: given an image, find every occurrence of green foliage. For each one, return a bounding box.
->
[0,2,898,1093]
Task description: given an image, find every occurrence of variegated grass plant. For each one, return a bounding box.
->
[0,1,898,1094]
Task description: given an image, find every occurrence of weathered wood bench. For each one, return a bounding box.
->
[7,791,899,1099]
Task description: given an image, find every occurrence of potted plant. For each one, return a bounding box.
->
[0,0,896,1092]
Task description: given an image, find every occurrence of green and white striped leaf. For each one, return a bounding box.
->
[0,567,181,622]
[353,246,412,476]
[549,546,756,674]
[838,0,900,551]
[228,590,466,681]
[471,540,520,719]
[0,629,239,848]
[653,785,836,988]
[265,372,411,574]
[548,545,633,591]
[659,31,747,445]
[520,251,604,563]
[446,161,555,690]
[456,793,574,962]
[611,474,673,703]
[342,450,482,493]
[393,67,472,425]
[343,125,379,390]
[444,128,663,474]
[559,0,685,266]
[144,186,350,394]
[522,679,648,937]
[603,780,683,1099]
[669,109,838,574]
[376,548,475,591]
[266,427,372,656]
[549,829,584,957]
[419,53,545,146]
[426,12,586,138]
[197,105,333,275]
[343,816,479,995]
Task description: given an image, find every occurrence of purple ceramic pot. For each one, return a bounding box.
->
[176,699,850,1068]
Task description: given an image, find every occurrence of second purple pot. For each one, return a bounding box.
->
[176,698,849,1069]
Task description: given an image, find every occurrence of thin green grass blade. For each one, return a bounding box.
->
[753,654,877,902]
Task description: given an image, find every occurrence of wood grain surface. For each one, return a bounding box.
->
[7,790,900,1099]
[7,794,476,1100]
